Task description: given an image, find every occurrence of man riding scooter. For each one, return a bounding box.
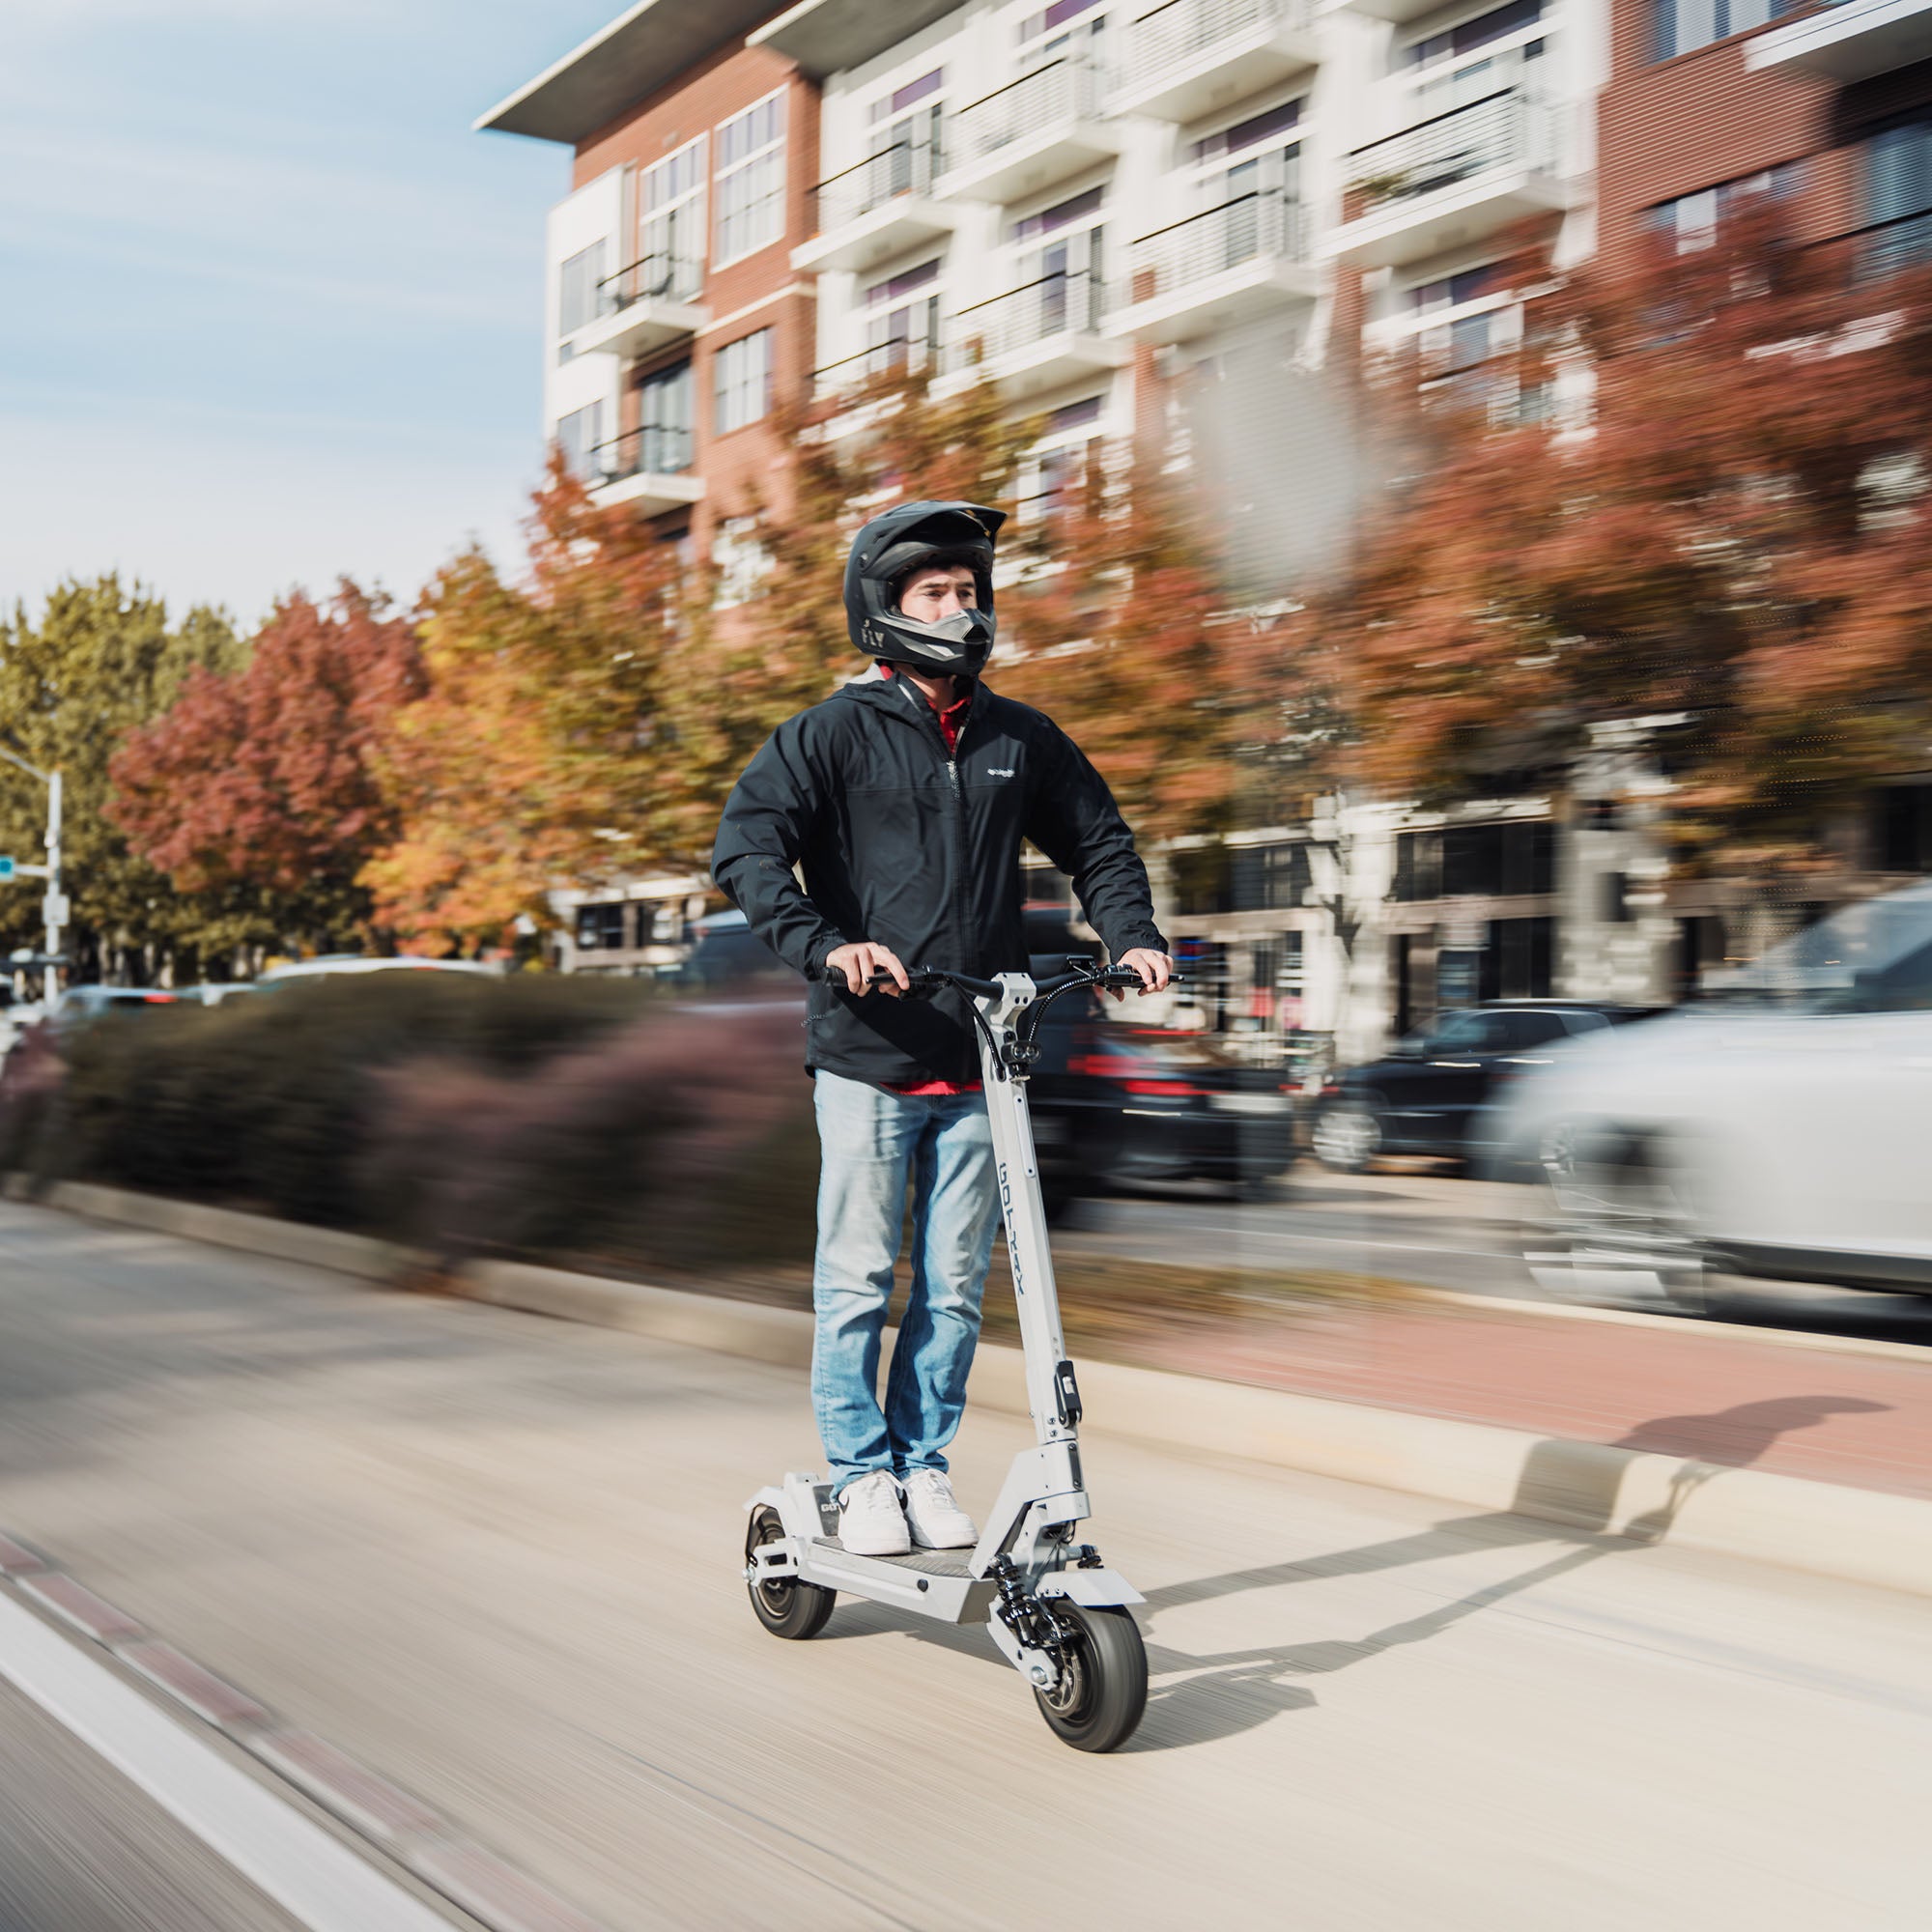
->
[711,500,1172,1557]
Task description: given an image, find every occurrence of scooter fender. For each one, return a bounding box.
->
[1037,1568,1145,1608]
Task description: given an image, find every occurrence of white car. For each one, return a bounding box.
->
[256,955,503,989]
[1492,882,1932,1303]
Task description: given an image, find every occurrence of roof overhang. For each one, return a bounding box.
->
[475,0,786,144]
[749,0,967,79]
[1745,0,1932,81]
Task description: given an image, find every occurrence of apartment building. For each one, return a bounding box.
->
[741,0,1605,1052]
[476,1,821,974]
[477,0,820,557]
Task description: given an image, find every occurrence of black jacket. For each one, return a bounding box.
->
[711,675,1166,1087]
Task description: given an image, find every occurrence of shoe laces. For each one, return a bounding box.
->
[906,1469,955,1508]
[843,1471,902,1513]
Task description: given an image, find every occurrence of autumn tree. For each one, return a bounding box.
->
[362,465,687,952]
[1307,209,1932,877]
[110,584,423,961]
[0,576,245,980]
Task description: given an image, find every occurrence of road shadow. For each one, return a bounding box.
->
[1122,1393,1890,1752]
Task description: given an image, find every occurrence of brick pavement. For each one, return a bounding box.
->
[1131,1297,1932,1501]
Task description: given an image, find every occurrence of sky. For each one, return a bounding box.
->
[0,0,630,632]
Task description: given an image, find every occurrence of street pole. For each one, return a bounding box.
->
[44,769,62,1007]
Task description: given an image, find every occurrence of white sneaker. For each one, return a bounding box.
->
[902,1470,978,1550]
[838,1471,910,1556]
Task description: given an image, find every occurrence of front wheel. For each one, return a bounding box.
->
[1035,1603,1148,1753]
[745,1504,836,1639]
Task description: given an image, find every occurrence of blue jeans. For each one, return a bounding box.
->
[810,1070,1002,1496]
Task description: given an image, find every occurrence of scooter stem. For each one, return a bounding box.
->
[976,974,1079,1453]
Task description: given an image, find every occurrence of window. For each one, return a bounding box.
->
[576,902,627,952]
[1648,162,1802,252]
[864,69,946,204]
[555,402,603,484]
[1022,0,1103,39]
[1010,185,1105,333]
[866,257,941,374]
[713,516,767,609]
[715,328,772,435]
[1189,97,1304,262]
[642,136,706,299]
[558,242,605,338]
[1407,0,1542,67]
[1496,1009,1568,1047]
[1022,396,1104,525]
[1232,842,1312,913]
[1864,111,1932,276]
[1393,823,1554,900]
[715,92,786,266]
[638,360,694,473]
[1653,0,1790,62]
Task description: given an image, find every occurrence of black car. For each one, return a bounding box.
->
[1029,994,1298,1208]
[1310,1001,1662,1173]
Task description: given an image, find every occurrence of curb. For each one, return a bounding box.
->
[15,1179,1932,1601]
[0,1530,607,1932]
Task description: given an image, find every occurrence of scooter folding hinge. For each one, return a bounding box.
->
[1052,1358,1082,1426]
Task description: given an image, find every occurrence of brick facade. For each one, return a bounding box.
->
[571,40,819,549]
[1599,0,1932,269]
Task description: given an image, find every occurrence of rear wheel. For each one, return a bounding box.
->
[1034,1603,1148,1753]
[1313,1099,1381,1174]
[745,1504,835,1639]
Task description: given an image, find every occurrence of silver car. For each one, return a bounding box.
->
[1492,882,1932,1304]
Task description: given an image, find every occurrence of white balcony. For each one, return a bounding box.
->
[936,59,1121,206]
[1105,193,1320,344]
[933,271,1128,401]
[1113,0,1321,125]
[793,139,960,275]
[585,427,704,518]
[1746,0,1932,80]
[1325,89,1567,270]
[568,255,707,361]
[1332,0,1455,22]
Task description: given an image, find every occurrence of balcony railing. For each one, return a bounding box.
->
[1856,206,1932,282]
[810,138,944,233]
[594,251,703,314]
[948,58,1107,170]
[810,331,940,403]
[1120,191,1310,305]
[1347,89,1554,211]
[1128,0,1315,71]
[942,270,1107,373]
[589,423,696,482]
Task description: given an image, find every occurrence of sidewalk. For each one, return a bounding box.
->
[1111,1293,1932,1502]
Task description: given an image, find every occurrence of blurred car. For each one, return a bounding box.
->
[0,1000,44,1064]
[671,909,790,987]
[172,982,258,1008]
[1492,882,1932,1301]
[1311,1000,1663,1173]
[1030,998,1298,1208]
[52,984,184,1036]
[256,954,503,989]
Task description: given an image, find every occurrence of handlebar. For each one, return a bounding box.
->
[865,958,1182,1000]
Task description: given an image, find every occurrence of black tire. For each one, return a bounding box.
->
[1312,1097,1382,1174]
[1034,1603,1148,1753]
[745,1505,836,1640]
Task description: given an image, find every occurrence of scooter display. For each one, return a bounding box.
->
[744,957,1162,1753]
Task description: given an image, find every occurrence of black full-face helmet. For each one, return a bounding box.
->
[843,499,1006,679]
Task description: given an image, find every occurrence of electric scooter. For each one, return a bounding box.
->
[744,957,1163,1753]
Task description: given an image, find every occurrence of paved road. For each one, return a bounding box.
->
[0,1673,307,1932]
[0,1198,1927,1930]
[1061,1164,1932,1345]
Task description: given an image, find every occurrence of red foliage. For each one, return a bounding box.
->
[110,586,423,936]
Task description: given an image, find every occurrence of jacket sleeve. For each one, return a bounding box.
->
[710,718,849,980]
[1023,723,1169,961]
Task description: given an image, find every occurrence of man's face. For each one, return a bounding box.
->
[897,564,978,625]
